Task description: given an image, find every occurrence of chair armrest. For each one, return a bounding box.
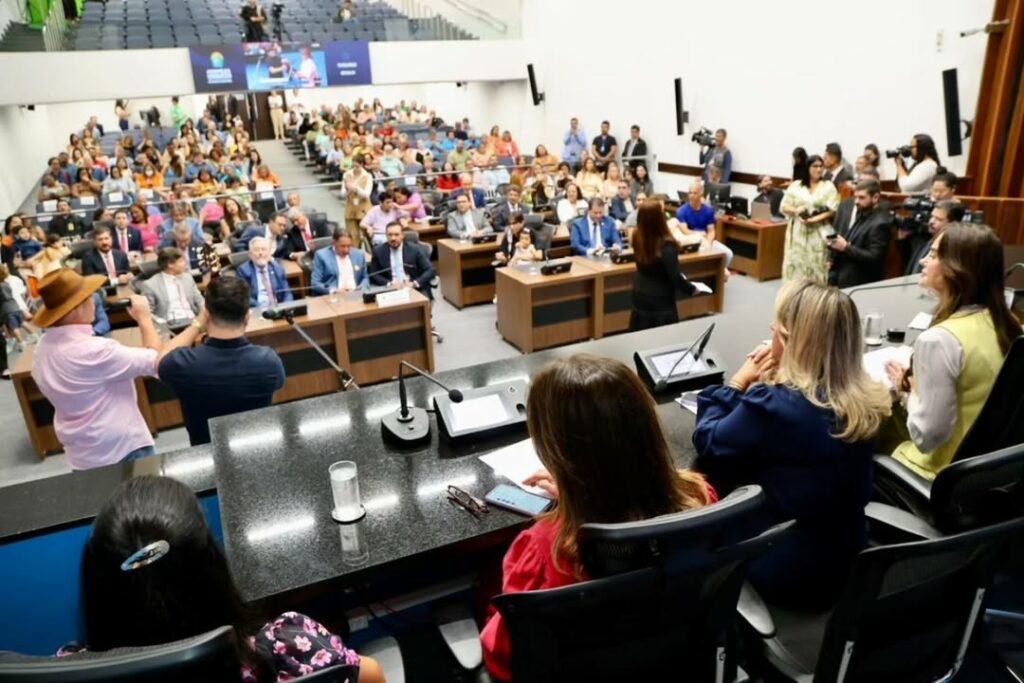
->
[865,501,942,541]
[873,454,933,515]
[737,582,775,638]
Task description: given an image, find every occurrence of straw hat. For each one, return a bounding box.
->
[33,268,108,328]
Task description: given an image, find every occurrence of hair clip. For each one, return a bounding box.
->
[120,540,171,572]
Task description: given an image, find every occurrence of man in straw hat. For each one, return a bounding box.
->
[30,268,206,470]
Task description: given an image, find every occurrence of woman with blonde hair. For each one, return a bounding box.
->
[574,157,603,200]
[601,162,622,201]
[481,354,716,681]
[694,280,891,608]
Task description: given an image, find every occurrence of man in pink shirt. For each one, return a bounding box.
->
[31,268,205,470]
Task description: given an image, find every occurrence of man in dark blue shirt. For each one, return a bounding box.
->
[158,277,285,445]
[674,180,734,270]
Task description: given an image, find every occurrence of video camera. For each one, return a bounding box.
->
[691,126,715,147]
[271,1,284,18]
[892,196,933,235]
[885,145,912,159]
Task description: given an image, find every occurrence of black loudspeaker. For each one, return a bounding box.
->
[674,78,687,135]
[527,63,544,106]
[942,68,963,157]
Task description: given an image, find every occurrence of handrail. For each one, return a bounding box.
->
[439,0,507,35]
[41,0,69,52]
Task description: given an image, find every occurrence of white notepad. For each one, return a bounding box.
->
[479,439,551,498]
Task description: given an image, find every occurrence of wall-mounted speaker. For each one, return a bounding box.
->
[674,78,687,135]
[527,63,544,106]
[942,68,963,157]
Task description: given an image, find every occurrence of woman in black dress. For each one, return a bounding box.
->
[629,200,697,331]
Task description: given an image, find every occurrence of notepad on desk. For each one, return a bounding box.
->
[479,438,552,498]
[863,345,913,389]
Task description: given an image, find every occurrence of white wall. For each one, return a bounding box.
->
[0,0,22,36]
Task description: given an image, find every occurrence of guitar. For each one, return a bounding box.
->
[199,242,221,279]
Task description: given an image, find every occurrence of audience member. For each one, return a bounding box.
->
[591,120,618,172]
[827,179,893,287]
[600,163,623,201]
[699,128,732,183]
[240,0,268,42]
[508,228,541,265]
[236,237,294,308]
[752,175,784,217]
[393,185,426,222]
[76,477,383,681]
[141,247,203,324]
[629,201,700,331]
[71,168,102,199]
[822,142,853,187]
[447,193,491,240]
[31,269,198,469]
[675,180,733,269]
[311,229,368,295]
[895,133,941,193]
[0,265,31,351]
[494,214,532,266]
[480,353,715,680]
[533,144,558,173]
[555,181,588,226]
[451,173,486,209]
[862,143,881,175]
[48,199,87,238]
[342,154,373,244]
[158,278,285,445]
[885,223,1021,479]
[694,280,890,608]
[574,157,603,200]
[368,222,434,296]
[239,213,292,260]
[81,225,132,285]
[162,223,206,271]
[561,117,588,167]
[161,203,205,244]
[904,200,964,275]
[101,165,137,199]
[629,163,654,201]
[929,171,957,202]
[621,124,648,169]
[12,224,43,261]
[780,155,839,283]
[570,197,622,256]
[360,191,405,247]
[447,139,470,171]
[491,185,524,232]
[608,180,635,224]
[112,209,143,253]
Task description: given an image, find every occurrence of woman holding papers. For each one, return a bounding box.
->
[480,354,715,681]
[693,280,890,609]
[885,223,1021,480]
[629,200,699,331]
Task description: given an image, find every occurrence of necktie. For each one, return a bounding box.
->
[119,230,129,253]
[592,222,599,249]
[103,251,117,280]
[259,267,277,306]
[391,249,405,283]
[301,222,312,243]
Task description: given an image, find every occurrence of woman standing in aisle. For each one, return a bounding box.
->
[779,154,839,283]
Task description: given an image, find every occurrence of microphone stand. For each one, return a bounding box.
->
[281,309,358,391]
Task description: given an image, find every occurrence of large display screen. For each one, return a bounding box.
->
[189,40,372,93]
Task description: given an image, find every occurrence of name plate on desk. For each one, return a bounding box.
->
[376,288,412,308]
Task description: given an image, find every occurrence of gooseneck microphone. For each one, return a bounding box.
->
[654,322,715,392]
[383,361,462,446]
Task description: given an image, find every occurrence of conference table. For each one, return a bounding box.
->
[716,216,787,281]
[11,290,434,458]
[0,276,937,651]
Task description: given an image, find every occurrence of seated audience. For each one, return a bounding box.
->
[601,163,623,201]
[629,201,699,331]
[38,174,70,202]
[574,157,603,200]
[533,144,558,173]
[694,280,891,608]
[556,182,588,226]
[158,278,286,445]
[236,237,294,308]
[81,225,133,285]
[239,213,301,261]
[608,180,635,224]
[393,185,427,222]
[447,193,492,240]
[219,197,252,242]
[141,247,204,324]
[128,203,163,251]
[894,133,941,193]
[75,476,384,682]
[12,224,43,261]
[451,173,486,209]
[435,162,460,193]
[311,229,368,295]
[491,185,525,232]
[161,203,206,245]
[161,223,206,271]
[675,180,734,268]
[360,191,405,248]
[508,228,541,265]
[886,223,1021,479]
[0,265,30,351]
[827,179,893,288]
[101,165,137,199]
[752,174,784,217]
[480,354,715,680]
[48,199,87,238]
[111,209,144,254]
[369,222,435,297]
[71,167,102,199]
[570,197,622,256]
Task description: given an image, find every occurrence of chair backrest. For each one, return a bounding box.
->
[952,336,1024,463]
[0,625,239,682]
[308,236,333,253]
[138,259,160,279]
[813,516,1024,683]
[227,252,251,269]
[68,240,96,260]
[930,443,1024,533]
[493,486,791,683]
[308,212,328,236]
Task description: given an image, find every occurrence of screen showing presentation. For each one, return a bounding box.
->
[190,40,372,93]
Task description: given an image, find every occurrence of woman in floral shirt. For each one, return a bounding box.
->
[66,476,384,683]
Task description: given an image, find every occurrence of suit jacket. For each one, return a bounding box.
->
[81,248,130,279]
[238,225,302,260]
[159,218,205,245]
[236,259,294,307]
[570,215,622,255]
[905,235,933,276]
[829,200,893,288]
[451,187,487,209]
[824,166,853,187]
[111,226,144,253]
[446,208,491,239]
[752,189,784,217]
[310,248,368,295]
[490,201,525,233]
[158,239,206,271]
[609,196,635,222]
[141,271,204,321]
[622,137,648,167]
[369,242,435,296]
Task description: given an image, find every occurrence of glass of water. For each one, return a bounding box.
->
[338,520,369,566]
[329,461,365,523]
[863,311,884,346]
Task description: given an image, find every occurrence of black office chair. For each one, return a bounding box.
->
[874,337,1024,518]
[493,486,793,683]
[137,259,160,280]
[738,515,1024,683]
[403,231,442,344]
[68,239,96,261]
[0,625,238,682]
[227,252,251,269]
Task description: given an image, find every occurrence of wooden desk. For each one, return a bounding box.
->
[573,252,726,337]
[12,292,433,458]
[495,261,599,353]
[437,238,501,308]
[716,216,787,281]
[282,258,306,291]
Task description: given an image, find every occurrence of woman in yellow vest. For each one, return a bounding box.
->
[886,223,1021,479]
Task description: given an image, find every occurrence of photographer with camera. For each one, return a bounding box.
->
[827,179,893,288]
[695,128,732,183]
[904,200,965,275]
[240,0,268,42]
[891,133,941,193]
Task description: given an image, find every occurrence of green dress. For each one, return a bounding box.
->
[781,180,840,283]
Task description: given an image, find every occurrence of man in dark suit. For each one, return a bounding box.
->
[80,224,133,285]
[827,179,893,288]
[904,201,965,275]
[164,223,207,272]
[238,213,303,261]
[450,173,487,209]
[111,209,143,253]
[822,142,853,188]
[570,197,622,256]
[752,175,785,217]
[621,124,648,169]
[235,236,294,308]
[491,185,524,232]
[369,222,435,299]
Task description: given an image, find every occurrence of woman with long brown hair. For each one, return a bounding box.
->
[629,199,699,331]
[481,354,715,680]
[886,223,1021,479]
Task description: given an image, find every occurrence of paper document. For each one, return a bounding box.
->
[693,282,713,295]
[479,438,551,498]
[449,394,507,432]
[908,312,933,330]
[863,345,913,389]
[651,351,706,378]
[675,391,700,415]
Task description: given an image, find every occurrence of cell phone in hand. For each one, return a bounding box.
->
[485,484,553,517]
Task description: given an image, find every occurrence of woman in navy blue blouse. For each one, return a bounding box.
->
[693,280,891,609]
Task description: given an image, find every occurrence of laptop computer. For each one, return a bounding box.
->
[750,200,775,221]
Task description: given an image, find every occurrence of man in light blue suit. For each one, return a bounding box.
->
[311,229,368,295]
[570,197,623,256]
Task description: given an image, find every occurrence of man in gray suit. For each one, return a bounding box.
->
[446,193,492,239]
[141,247,204,325]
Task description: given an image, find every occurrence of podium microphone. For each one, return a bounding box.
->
[382,361,462,446]
[654,322,714,392]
